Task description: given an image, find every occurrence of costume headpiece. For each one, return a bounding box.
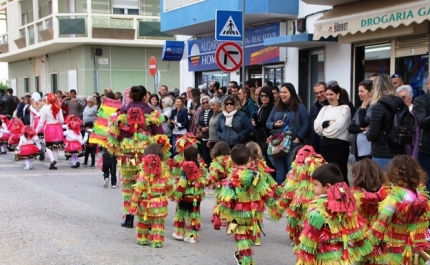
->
[175,132,199,153]
[8,118,24,134]
[65,115,83,135]
[22,125,36,138]
[182,161,199,181]
[327,182,357,213]
[143,154,162,175]
[46,93,60,118]
[31,92,41,102]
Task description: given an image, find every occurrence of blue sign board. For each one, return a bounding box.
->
[215,10,243,41]
[189,22,282,72]
[162,41,185,61]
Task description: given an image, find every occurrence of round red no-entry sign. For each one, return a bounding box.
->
[149,56,157,77]
[215,42,242,72]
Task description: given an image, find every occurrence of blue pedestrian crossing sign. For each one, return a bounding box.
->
[215,10,243,41]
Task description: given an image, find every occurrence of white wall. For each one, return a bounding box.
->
[298,1,331,34]
[325,43,352,94]
[285,47,299,89]
[178,35,195,92]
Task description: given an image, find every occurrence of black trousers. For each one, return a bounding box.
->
[84,146,96,166]
[320,141,350,185]
[199,140,211,167]
[103,155,117,185]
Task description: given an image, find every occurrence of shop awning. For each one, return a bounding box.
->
[313,0,430,40]
[264,34,337,48]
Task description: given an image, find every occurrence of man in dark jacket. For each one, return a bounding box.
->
[306,82,328,153]
[413,81,430,189]
[0,88,17,117]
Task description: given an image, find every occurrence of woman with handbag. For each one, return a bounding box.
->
[266,83,309,185]
[197,95,213,166]
[251,87,275,162]
[216,96,252,149]
[169,97,189,156]
[314,83,351,184]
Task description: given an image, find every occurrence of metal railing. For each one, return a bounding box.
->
[164,0,205,12]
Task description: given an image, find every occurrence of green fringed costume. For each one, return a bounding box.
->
[129,154,175,248]
[368,185,430,265]
[217,167,277,265]
[271,145,326,246]
[173,161,206,241]
[295,182,372,265]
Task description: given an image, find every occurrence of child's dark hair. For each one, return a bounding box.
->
[231,144,250,166]
[245,141,262,161]
[210,141,230,159]
[0,119,2,126]
[291,144,304,162]
[386,155,427,190]
[184,146,199,165]
[84,122,94,129]
[24,132,29,139]
[143,144,163,159]
[312,163,344,187]
[352,158,386,192]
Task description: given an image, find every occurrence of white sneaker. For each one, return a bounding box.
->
[103,178,109,188]
[184,236,196,244]
[172,232,184,240]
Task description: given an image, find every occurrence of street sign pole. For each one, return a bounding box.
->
[241,0,245,86]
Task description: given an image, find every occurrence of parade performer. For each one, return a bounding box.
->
[35,93,64,170]
[64,115,84,168]
[172,146,206,244]
[16,125,41,170]
[89,97,122,148]
[271,145,326,246]
[0,115,10,154]
[218,144,276,265]
[107,85,164,229]
[295,163,372,265]
[129,144,175,248]
[8,118,24,161]
[246,142,279,246]
[206,141,231,230]
[368,155,430,265]
[350,158,389,265]
[29,92,46,161]
[170,132,201,178]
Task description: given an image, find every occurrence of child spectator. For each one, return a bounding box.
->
[172,146,206,244]
[0,117,10,154]
[101,146,117,188]
[64,115,84,168]
[206,141,231,230]
[218,144,276,265]
[368,155,430,265]
[295,163,372,264]
[129,144,175,248]
[82,122,96,168]
[16,126,41,170]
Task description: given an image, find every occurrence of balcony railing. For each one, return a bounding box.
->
[163,0,206,12]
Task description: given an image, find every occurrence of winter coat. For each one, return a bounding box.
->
[216,111,252,146]
[366,95,406,158]
[413,94,430,154]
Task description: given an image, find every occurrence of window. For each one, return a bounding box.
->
[24,77,30,93]
[51,73,58,93]
[35,76,40,92]
[113,7,139,15]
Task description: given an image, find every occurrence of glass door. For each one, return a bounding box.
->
[394,55,428,98]
[309,50,324,107]
[264,66,284,87]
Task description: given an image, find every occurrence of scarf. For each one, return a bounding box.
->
[223,109,237,127]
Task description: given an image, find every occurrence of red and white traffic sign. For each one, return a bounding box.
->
[149,56,157,77]
[215,42,242,72]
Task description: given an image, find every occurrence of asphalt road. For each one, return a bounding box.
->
[0,152,297,265]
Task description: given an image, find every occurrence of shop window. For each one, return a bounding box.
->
[309,51,324,107]
[264,66,284,87]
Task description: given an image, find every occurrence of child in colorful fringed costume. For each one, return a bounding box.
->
[170,132,201,179]
[246,141,279,246]
[107,86,165,229]
[16,126,41,170]
[368,155,430,265]
[29,92,46,161]
[172,146,206,244]
[350,158,389,265]
[64,115,84,168]
[295,163,372,265]
[129,144,175,248]
[217,144,277,265]
[206,141,231,230]
[271,145,326,246]
[8,118,24,161]
[0,116,10,154]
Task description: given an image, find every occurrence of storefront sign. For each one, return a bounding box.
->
[162,41,185,61]
[313,2,430,40]
[188,22,284,72]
